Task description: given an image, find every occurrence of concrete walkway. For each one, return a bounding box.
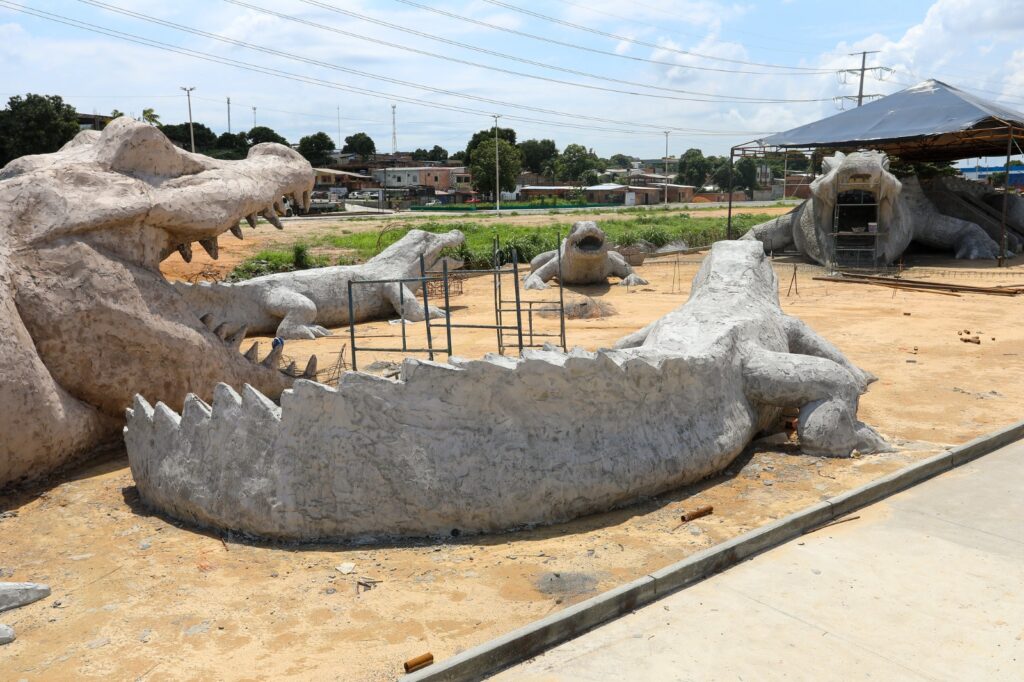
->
[495,440,1024,681]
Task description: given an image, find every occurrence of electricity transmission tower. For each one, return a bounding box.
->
[837,51,891,107]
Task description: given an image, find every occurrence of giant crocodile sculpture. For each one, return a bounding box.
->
[173,229,465,340]
[743,150,1022,265]
[125,240,886,541]
[0,117,314,486]
[523,221,647,290]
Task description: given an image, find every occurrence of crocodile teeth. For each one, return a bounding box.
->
[302,355,318,379]
[226,326,248,350]
[199,238,219,259]
[262,342,283,368]
[177,242,193,263]
[292,191,304,210]
[245,214,258,229]
[213,322,231,340]
[243,341,259,362]
[229,224,244,240]
[285,360,297,376]
[199,313,216,330]
[302,189,311,210]
[274,197,286,215]
[261,207,283,230]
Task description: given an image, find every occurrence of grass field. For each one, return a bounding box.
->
[227,210,775,278]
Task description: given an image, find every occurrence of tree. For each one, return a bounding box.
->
[464,127,516,165]
[141,108,161,126]
[247,125,287,146]
[110,109,125,118]
[427,144,448,161]
[0,94,81,166]
[342,131,376,159]
[735,157,758,191]
[297,131,336,167]
[450,150,466,162]
[212,131,250,160]
[559,143,600,183]
[469,137,521,197]
[412,147,429,161]
[159,122,217,152]
[517,138,558,175]
[609,153,634,169]
[676,148,709,187]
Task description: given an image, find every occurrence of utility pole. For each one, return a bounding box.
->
[252,106,257,128]
[337,106,342,152]
[180,86,196,152]
[838,51,887,107]
[493,114,502,214]
[391,104,397,155]
[663,131,670,205]
[226,96,231,134]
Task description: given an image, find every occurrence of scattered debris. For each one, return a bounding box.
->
[960,336,981,345]
[404,652,434,673]
[805,515,861,534]
[336,562,356,575]
[680,505,714,523]
[356,577,382,593]
[0,582,51,612]
[0,624,14,645]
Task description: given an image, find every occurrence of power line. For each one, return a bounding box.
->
[475,0,830,72]
[836,51,887,107]
[384,0,835,76]
[224,0,830,104]
[73,0,770,133]
[0,2,765,137]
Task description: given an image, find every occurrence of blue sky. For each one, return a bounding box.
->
[1,0,1022,159]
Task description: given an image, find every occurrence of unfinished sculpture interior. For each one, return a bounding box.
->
[0,117,315,486]
[523,221,648,290]
[174,229,465,340]
[126,240,887,541]
[743,150,1024,266]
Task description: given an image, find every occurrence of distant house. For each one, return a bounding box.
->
[519,185,575,200]
[76,112,112,131]
[313,168,376,195]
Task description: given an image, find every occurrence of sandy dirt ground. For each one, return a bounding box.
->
[3,215,1023,681]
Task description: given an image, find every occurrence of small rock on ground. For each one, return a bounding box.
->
[0,583,51,613]
[0,624,14,645]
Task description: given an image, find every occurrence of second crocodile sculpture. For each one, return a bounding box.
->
[125,240,886,541]
[523,221,647,290]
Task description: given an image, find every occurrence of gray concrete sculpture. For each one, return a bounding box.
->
[174,229,465,340]
[523,221,648,290]
[124,240,885,541]
[0,582,51,645]
[0,117,315,486]
[743,150,1018,265]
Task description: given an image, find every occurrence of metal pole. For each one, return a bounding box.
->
[556,230,566,350]
[493,236,503,353]
[226,96,231,134]
[180,86,196,153]
[664,131,669,205]
[347,280,358,372]
[420,255,434,360]
[442,259,453,356]
[856,50,867,107]
[337,105,342,152]
[252,106,256,128]
[399,282,407,352]
[999,126,1013,267]
[493,114,502,214]
[782,151,788,200]
[511,249,524,352]
[726,147,736,239]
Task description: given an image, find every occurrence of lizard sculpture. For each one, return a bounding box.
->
[523,221,648,290]
[173,229,465,340]
[743,150,1020,265]
[0,117,314,486]
[125,240,886,541]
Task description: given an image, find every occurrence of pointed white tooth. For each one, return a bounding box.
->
[245,214,258,229]
[199,313,216,330]
[243,341,259,362]
[262,342,283,368]
[261,208,283,230]
[292,191,303,210]
[230,224,244,240]
[302,189,311,210]
[227,325,248,350]
[177,242,193,263]
[199,237,219,259]
[302,355,318,379]
[285,360,297,376]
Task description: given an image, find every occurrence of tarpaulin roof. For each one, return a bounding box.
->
[749,80,1024,162]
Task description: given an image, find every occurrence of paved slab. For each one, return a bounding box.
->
[494,440,1024,681]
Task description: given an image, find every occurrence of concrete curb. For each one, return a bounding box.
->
[404,419,1024,682]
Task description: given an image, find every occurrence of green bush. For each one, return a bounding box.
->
[227,243,329,281]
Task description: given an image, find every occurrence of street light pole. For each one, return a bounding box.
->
[180,86,196,153]
[252,106,257,128]
[663,131,670,205]
[493,114,502,214]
